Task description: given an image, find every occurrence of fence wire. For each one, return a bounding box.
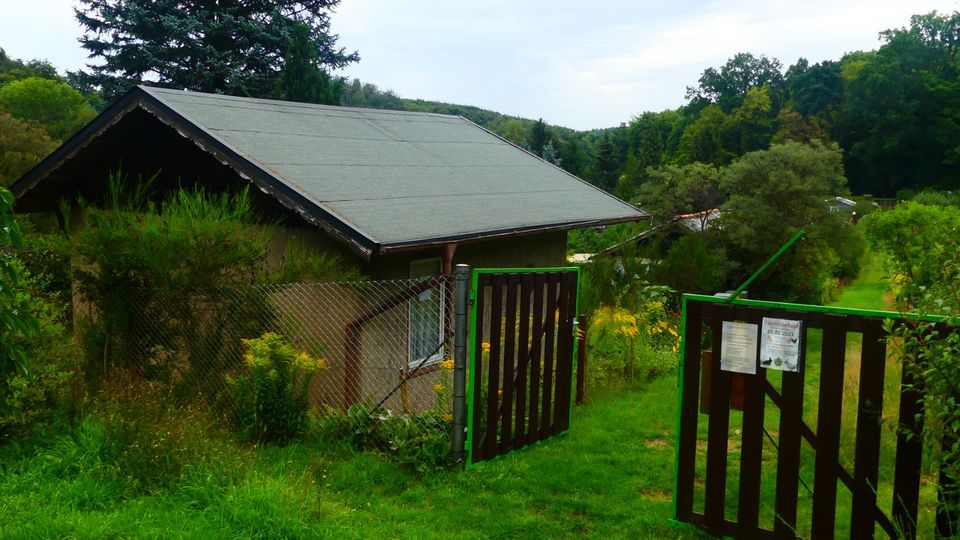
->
[105,275,454,445]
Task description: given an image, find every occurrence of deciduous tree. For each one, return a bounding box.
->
[0,77,96,140]
[686,52,785,112]
[0,112,59,187]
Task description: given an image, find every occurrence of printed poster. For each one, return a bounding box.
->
[760,317,802,372]
[720,321,758,374]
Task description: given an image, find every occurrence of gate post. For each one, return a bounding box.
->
[452,264,470,463]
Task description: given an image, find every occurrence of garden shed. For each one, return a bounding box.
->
[9,86,647,414]
[11,85,646,275]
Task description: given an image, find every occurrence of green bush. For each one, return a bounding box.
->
[226,332,325,444]
[866,202,960,529]
[0,256,78,443]
[317,403,451,473]
[15,231,72,300]
[654,234,729,294]
[585,284,680,387]
[0,187,35,390]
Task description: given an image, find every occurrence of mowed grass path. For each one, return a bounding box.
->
[0,377,700,539]
[830,249,890,311]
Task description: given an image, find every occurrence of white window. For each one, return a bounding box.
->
[408,258,444,370]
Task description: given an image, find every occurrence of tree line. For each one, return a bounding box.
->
[4,6,960,200]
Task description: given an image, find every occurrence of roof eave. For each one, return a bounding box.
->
[10,88,144,201]
[377,213,650,254]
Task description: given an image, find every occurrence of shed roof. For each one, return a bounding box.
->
[11,86,647,257]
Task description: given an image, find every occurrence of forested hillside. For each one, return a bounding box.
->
[338,12,960,200]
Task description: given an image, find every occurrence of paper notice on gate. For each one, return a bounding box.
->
[760,318,802,372]
[720,321,758,374]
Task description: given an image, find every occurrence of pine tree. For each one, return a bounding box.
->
[590,134,619,192]
[74,0,358,100]
[529,118,549,156]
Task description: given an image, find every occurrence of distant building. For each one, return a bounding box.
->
[827,196,857,212]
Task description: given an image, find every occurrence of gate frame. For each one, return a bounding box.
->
[465,267,581,467]
[672,292,951,538]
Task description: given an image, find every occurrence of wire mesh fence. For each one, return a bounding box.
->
[100,275,455,447]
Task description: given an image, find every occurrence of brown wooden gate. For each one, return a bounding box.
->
[674,294,956,539]
[466,268,579,465]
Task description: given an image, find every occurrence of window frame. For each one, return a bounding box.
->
[407,257,445,370]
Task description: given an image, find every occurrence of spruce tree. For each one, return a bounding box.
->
[74,0,358,100]
[281,24,344,105]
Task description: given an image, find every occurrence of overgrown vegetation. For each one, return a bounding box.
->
[866,202,960,530]
[226,332,326,444]
[1,187,76,444]
[0,377,695,538]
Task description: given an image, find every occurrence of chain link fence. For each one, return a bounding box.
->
[102,275,454,447]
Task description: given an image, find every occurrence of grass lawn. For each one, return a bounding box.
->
[0,377,702,539]
[830,249,890,311]
[0,248,908,539]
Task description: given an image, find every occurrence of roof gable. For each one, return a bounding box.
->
[12,86,648,257]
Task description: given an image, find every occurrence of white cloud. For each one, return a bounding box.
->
[3,0,960,129]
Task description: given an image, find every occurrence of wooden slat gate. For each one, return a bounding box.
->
[466,268,579,465]
[674,294,957,539]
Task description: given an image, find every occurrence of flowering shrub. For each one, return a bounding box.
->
[225,332,325,444]
[433,357,455,420]
[586,287,680,387]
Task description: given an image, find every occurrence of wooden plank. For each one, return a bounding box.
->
[700,350,713,414]
[539,273,558,438]
[499,274,519,453]
[555,271,577,432]
[773,328,806,539]
[471,275,487,461]
[737,363,766,538]
[691,513,778,540]
[704,304,733,537]
[527,273,545,443]
[850,320,887,539]
[811,314,847,540]
[484,275,504,460]
[675,299,703,523]
[514,274,533,449]
[892,364,924,540]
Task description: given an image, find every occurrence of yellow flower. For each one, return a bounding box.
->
[433,383,445,394]
[442,413,453,422]
[668,327,678,338]
[440,359,454,372]
[618,325,638,337]
[482,341,491,353]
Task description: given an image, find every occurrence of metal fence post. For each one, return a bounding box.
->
[452,264,470,463]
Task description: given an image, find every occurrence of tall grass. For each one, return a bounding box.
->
[0,378,700,539]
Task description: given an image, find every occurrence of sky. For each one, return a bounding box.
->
[2,0,959,130]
